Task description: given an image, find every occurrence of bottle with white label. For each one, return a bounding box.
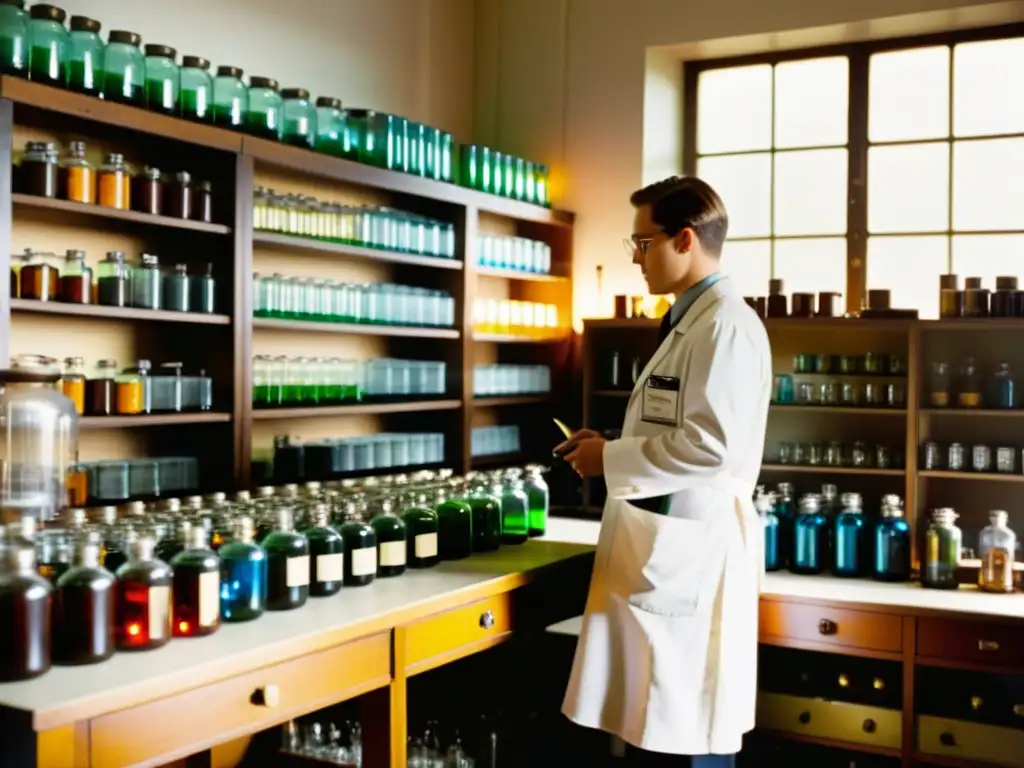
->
[114,534,173,651]
[263,507,311,610]
[170,527,221,637]
[369,497,406,578]
[340,501,378,587]
[403,493,440,569]
[219,516,266,622]
[302,503,344,597]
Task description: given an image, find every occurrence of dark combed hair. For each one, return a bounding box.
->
[629,176,729,257]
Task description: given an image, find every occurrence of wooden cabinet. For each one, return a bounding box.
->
[756,692,902,750]
[759,600,902,654]
[917,617,1024,670]
[918,715,1024,768]
[401,593,515,676]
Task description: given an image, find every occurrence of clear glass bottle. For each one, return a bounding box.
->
[143,43,178,114]
[929,362,950,408]
[27,3,68,86]
[314,96,348,156]
[66,15,102,94]
[0,0,29,77]
[170,526,220,637]
[281,87,316,148]
[61,355,85,414]
[978,510,1016,593]
[246,76,282,141]
[524,464,549,537]
[96,250,129,307]
[52,534,114,666]
[101,29,143,106]
[833,492,869,578]
[58,247,90,304]
[114,534,172,651]
[467,479,502,552]
[303,504,343,597]
[340,502,377,587]
[403,493,439,569]
[873,495,911,582]
[957,357,983,409]
[179,55,211,122]
[263,507,309,610]
[131,253,161,309]
[59,141,95,204]
[0,543,52,680]
[219,516,266,623]
[754,487,780,572]
[790,493,828,575]
[991,362,1016,410]
[923,508,962,590]
[211,65,246,129]
[435,485,472,561]
[497,472,529,545]
[370,497,407,578]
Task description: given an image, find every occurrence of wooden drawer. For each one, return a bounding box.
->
[917,618,1024,670]
[89,632,390,768]
[757,692,902,750]
[760,600,902,653]
[919,715,1024,768]
[402,593,513,675]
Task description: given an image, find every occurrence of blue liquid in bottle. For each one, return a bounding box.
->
[873,495,911,582]
[791,494,829,575]
[218,517,266,622]
[833,492,869,577]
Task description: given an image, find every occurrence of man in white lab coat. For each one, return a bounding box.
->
[558,176,771,767]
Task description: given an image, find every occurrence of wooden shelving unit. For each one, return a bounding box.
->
[475,266,569,283]
[11,299,232,325]
[252,230,464,271]
[79,413,232,429]
[252,400,462,420]
[12,193,233,234]
[252,317,461,339]
[472,395,552,407]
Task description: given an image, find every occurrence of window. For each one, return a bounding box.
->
[685,26,1024,317]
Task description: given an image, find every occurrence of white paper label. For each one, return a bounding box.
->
[379,541,406,568]
[316,552,344,583]
[199,570,220,627]
[149,585,170,640]
[351,547,377,576]
[415,533,438,559]
[286,555,311,587]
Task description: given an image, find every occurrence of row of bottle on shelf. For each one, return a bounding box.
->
[471,426,521,458]
[0,467,550,682]
[281,719,364,767]
[273,434,446,480]
[459,144,551,206]
[253,191,457,258]
[772,441,904,470]
[473,365,551,397]
[15,141,216,221]
[791,352,907,377]
[253,272,456,329]
[774,376,907,409]
[472,299,561,336]
[922,441,1024,475]
[476,234,553,275]
[12,248,217,313]
[929,357,1016,409]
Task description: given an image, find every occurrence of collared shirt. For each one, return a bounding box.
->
[667,272,724,330]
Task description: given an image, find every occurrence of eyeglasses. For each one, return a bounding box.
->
[622,236,657,257]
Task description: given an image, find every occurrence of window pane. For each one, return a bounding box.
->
[868,143,950,234]
[953,38,1024,137]
[774,56,849,149]
[952,234,1024,286]
[953,138,1024,231]
[869,46,950,142]
[773,238,847,295]
[697,153,772,238]
[867,236,948,319]
[721,239,771,298]
[773,149,847,236]
[697,65,773,154]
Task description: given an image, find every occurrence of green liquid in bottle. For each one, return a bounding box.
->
[499,487,529,545]
[181,89,211,122]
[245,112,280,141]
[29,45,63,85]
[104,74,144,106]
[437,499,473,560]
[0,38,27,77]
[283,385,304,405]
[468,496,501,552]
[145,80,176,114]
[67,59,98,93]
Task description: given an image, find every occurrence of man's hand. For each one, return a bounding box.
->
[554,428,601,455]
[563,437,607,478]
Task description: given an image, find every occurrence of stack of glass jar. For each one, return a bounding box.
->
[927,357,1017,410]
[471,426,521,457]
[78,457,200,503]
[253,273,455,328]
[0,467,550,681]
[920,440,1022,475]
[60,357,213,416]
[274,434,446,479]
[473,365,551,397]
[773,440,904,470]
[280,719,364,766]
[773,351,907,408]
[459,145,550,207]
[477,234,552,274]
[253,190,457,259]
[472,298,560,337]
[346,110,455,182]
[938,274,1024,319]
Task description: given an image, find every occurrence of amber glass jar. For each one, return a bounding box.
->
[97,153,130,210]
[165,171,192,219]
[17,140,59,197]
[61,356,85,414]
[17,249,59,301]
[192,180,212,223]
[85,359,117,416]
[115,366,144,415]
[131,167,162,216]
[58,141,94,204]
[58,248,91,304]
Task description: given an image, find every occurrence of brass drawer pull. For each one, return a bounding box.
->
[480,609,496,630]
[978,639,1000,651]
[798,711,811,725]
[251,684,280,708]
[940,731,957,747]
[862,718,877,734]
[818,619,837,636]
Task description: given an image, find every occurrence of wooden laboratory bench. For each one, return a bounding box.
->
[0,540,595,768]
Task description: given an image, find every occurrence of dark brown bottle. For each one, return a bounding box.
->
[263,507,310,611]
[53,535,115,665]
[170,526,220,637]
[0,542,53,681]
[114,534,172,651]
[767,278,788,318]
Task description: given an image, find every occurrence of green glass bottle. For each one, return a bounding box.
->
[524,465,549,537]
[154,518,192,564]
[491,150,505,197]
[403,493,440,568]
[211,65,246,129]
[0,0,29,78]
[467,479,501,553]
[246,76,283,141]
[170,527,220,638]
[179,55,212,123]
[303,504,343,597]
[102,30,143,106]
[496,471,529,545]
[281,87,316,149]
[340,501,377,587]
[66,15,102,95]
[314,96,347,157]
[143,44,178,115]
[370,497,407,578]
[27,3,67,87]
[435,485,472,561]
[263,507,309,611]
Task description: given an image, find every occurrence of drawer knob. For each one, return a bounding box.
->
[862,718,877,734]
[818,619,837,636]
[480,610,496,630]
[252,684,280,708]
[978,639,1000,651]
[798,711,811,725]
[940,731,957,748]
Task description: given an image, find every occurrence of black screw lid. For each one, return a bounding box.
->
[249,76,279,91]
[316,96,343,110]
[281,88,310,101]
[29,3,65,22]
[347,108,374,118]
[69,15,100,32]
[143,44,177,61]
[216,65,243,79]
[108,30,141,47]
[0,1,26,9]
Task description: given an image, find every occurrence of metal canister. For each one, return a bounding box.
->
[971,444,992,473]
[825,441,844,466]
[875,445,891,468]
[995,447,1015,474]
[947,442,965,471]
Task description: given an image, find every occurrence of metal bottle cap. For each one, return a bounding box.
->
[75,537,102,568]
[275,507,293,532]
[132,534,157,560]
[5,543,36,572]
[189,526,209,550]
[235,516,255,543]
[312,504,330,528]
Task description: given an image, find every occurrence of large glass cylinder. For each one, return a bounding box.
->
[66,15,102,94]
[27,3,67,86]
[102,30,143,106]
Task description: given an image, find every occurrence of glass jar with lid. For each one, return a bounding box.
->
[211,65,245,129]
[957,357,983,408]
[245,76,282,140]
[163,263,189,312]
[165,171,192,219]
[991,361,1015,410]
[873,495,911,582]
[143,44,178,115]
[27,4,68,86]
[978,510,1016,593]
[101,30,143,106]
[929,362,951,408]
[115,360,150,415]
[833,492,868,577]
[280,88,315,148]
[313,96,347,156]
[66,15,101,94]
[923,508,962,590]
[178,55,211,122]
[60,356,85,414]
[351,110,404,170]
[96,251,129,307]
[97,153,130,210]
[17,140,58,197]
[189,263,215,314]
[58,248,90,304]
[0,0,29,77]
[85,359,115,416]
[192,180,212,223]
[16,249,59,301]
[131,166,162,215]
[58,140,94,204]
[131,253,162,309]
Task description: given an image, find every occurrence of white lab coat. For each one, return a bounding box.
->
[562,277,771,756]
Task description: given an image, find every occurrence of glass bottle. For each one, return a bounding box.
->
[219,516,266,622]
[37,527,71,583]
[923,508,962,590]
[114,534,172,651]
[403,494,440,569]
[833,492,869,578]
[263,507,309,610]
[791,494,828,575]
[774,482,796,569]
[928,361,950,407]
[130,166,162,216]
[97,152,130,210]
[115,362,145,415]
[163,263,189,311]
[155,518,191,563]
[314,96,348,156]
[978,510,1016,593]
[131,253,161,309]
[59,140,95,204]
[193,181,213,223]
[370,498,407,578]
[17,140,58,197]
[281,87,316,148]
[61,355,85,414]
[52,535,114,665]
[58,248,91,304]
[435,486,473,561]
[66,15,101,94]
[991,362,1016,410]
[85,358,117,415]
[211,65,246,129]
[190,263,216,313]
[754,487,780,572]
[27,3,68,86]
[524,465,549,537]
[0,543,52,681]
[179,55,211,122]
[96,250,129,307]
[164,170,193,219]
[340,502,377,587]
[101,30,143,106]
[246,76,283,140]
[0,0,29,77]
[467,479,502,552]
[957,357,983,409]
[497,473,529,545]
[303,504,343,597]
[873,495,911,582]
[170,527,219,637]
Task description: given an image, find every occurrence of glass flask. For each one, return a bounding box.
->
[246,76,282,140]
[219,516,266,622]
[467,479,502,552]
[957,357,983,408]
[211,64,246,129]
[403,494,439,568]
[991,362,1016,410]
[978,510,1016,593]
[143,44,178,115]
[833,492,869,578]
[0,358,77,524]
[922,508,961,590]
[340,502,377,587]
[0,543,52,681]
[170,526,220,637]
[773,482,797,569]
[179,55,211,122]
[0,0,28,77]
[524,464,549,537]
[263,507,309,611]
[101,30,143,106]
[370,497,407,578]
[27,3,67,86]
[281,87,316,148]
[754,487,780,572]
[302,504,343,597]
[314,96,349,156]
[436,485,472,560]
[873,495,911,582]
[53,535,114,665]
[66,15,101,94]
[114,534,172,651]
[790,493,828,575]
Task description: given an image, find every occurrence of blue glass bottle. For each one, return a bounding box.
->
[773,482,796,569]
[755,487,781,571]
[791,494,829,575]
[991,362,1015,409]
[874,495,911,582]
[218,516,266,622]
[833,492,869,577]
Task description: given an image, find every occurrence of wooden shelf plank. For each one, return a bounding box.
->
[475,266,569,283]
[80,413,232,429]
[472,395,552,407]
[919,318,1024,330]
[919,470,1024,483]
[592,390,631,398]
[253,231,463,270]
[920,408,1024,417]
[472,332,570,343]
[583,318,659,330]
[13,194,232,234]
[764,317,914,331]
[760,464,905,477]
[253,317,460,339]
[11,299,231,325]
[770,405,907,415]
[253,399,461,419]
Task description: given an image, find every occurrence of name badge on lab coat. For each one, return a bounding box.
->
[641,375,680,426]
